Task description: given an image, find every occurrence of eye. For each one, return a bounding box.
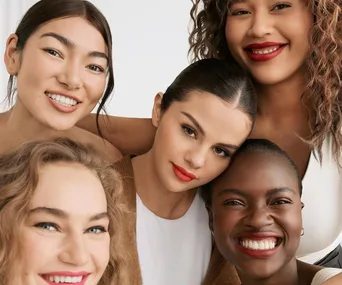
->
[223,199,245,207]
[43,48,62,58]
[87,226,107,234]
[182,125,196,138]
[271,199,292,206]
[213,147,230,158]
[229,9,251,16]
[34,222,59,232]
[87,65,105,73]
[272,3,291,11]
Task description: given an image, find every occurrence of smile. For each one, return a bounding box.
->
[41,273,89,284]
[244,44,288,62]
[46,92,78,107]
[235,237,283,258]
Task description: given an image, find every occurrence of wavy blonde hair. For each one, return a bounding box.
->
[0,138,129,285]
[189,0,342,163]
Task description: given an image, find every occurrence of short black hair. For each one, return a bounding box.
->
[202,139,303,207]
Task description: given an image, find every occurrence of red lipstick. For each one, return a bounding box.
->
[244,42,287,62]
[235,232,283,258]
[172,163,197,182]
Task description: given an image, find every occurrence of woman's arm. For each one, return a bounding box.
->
[77,114,156,155]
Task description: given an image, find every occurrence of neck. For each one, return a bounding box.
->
[132,150,196,219]
[239,258,299,285]
[255,67,310,120]
[1,99,66,152]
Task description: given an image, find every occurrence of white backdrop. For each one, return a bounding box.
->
[0,0,191,117]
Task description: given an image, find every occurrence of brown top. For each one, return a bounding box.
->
[113,156,240,285]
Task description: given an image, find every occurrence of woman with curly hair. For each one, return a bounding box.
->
[0,138,129,285]
[78,0,342,269]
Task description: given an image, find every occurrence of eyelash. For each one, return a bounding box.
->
[35,222,59,231]
[34,223,107,234]
[181,125,230,158]
[223,200,245,207]
[43,48,105,73]
[230,2,291,16]
[271,199,292,206]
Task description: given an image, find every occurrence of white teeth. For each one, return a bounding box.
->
[46,275,83,283]
[251,46,279,54]
[240,238,278,250]
[46,93,78,107]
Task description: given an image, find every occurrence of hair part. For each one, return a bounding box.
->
[6,0,114,136]
[161,58,257,124]
[202,138,303,207]
[189,0,342,165]
[0,138,128,285]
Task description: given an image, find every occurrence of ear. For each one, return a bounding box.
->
[4,34,21,75]
[152,92,163,128]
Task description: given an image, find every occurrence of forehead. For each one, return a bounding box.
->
[29,16,107,53]
[212,152,299,195]
[168,90,252,146]
[30,162,107,214]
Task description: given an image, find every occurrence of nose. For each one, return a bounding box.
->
[57,61,83,90]
[247,11,274,38]
[59,234,90,266]
[243,206,274,229]
[184,146,207,169]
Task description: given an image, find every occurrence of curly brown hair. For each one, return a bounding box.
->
[189,0,342,164]
[0,138,129,285]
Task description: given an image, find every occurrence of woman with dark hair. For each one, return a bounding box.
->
[204,139,342,284]
[113,58,257,285]
[0,0,120,160]
[79,0,342,268]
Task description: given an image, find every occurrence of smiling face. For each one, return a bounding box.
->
[150,91,252,193]
[210,151,302,279]
[20,162,110,285]
[225,0,313,85]
[5,16,108,130]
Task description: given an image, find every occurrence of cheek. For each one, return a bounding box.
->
[84,75,107,102]
[202,158,230,183]
[91,236,110,270]
[21,232,54,270]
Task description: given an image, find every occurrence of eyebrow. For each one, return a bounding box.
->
[40,32,108,62]
[229,0,247,5]
[217,187,296,197]
[181,111,239,150]
[28,207,109,222]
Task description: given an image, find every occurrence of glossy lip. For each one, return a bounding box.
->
[234,231,284,259]
[244,42,288,62]
[244,41,287,49]
[45,90,81,114]
[40,271,90,285]
[172,163,197,182]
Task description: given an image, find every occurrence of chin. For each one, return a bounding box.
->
[237,262,281,281]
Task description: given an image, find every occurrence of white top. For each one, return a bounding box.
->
[311,268,342,285]
[136,191,212,285]
[297,135,342,263]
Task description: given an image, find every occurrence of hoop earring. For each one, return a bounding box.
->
[301,228,304,236]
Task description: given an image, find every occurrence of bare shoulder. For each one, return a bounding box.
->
[71,127,122,162]
[321,272,342,284]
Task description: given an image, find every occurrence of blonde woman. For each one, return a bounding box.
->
[0,138,128,285]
